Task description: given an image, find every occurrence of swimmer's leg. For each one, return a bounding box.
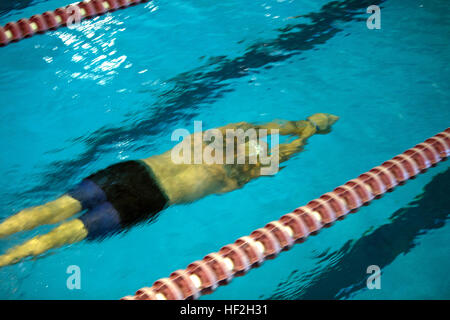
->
[0,180,106,239]
[0,195,82,239]
[0,202,123,268]
[0,219,87,268]
[1,160,165,240]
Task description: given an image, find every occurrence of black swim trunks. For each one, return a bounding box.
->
[68,160,169,240]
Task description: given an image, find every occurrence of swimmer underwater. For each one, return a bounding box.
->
[0,113,338,267]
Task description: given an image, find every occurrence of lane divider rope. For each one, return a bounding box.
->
[121,128,450,300]
[0,0,149,47]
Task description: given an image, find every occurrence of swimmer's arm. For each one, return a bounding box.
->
[216,113,338,138]
[216,120,310,136]
[218,113,339,187]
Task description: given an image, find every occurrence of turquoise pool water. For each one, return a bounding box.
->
[0,0,449,299]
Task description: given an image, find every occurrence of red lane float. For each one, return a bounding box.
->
[0,0,149,47]
[122,128,450,300]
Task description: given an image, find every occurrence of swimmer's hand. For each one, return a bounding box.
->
[307,113,339,134]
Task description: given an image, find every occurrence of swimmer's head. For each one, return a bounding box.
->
[308,113,339,133]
